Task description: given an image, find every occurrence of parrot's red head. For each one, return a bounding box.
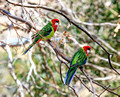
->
[51,19,59,32]
[83,46,91,57]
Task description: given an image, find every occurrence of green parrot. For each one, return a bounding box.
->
[64,46,91,85]
[23,19,59,54]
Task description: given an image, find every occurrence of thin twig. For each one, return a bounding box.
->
[59,61,79,97]
[0,8,33,33]
[80,67,120,96]
[27,32,37,82]
[36,74,67,96]
[59,62,64,83]
[38,44,57,85]
[57,0,116,27]
[98,85,111,97]
[79,67,96,97]
[6,26,24,97]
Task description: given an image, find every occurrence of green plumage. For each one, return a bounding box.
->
[70,48,87,66]
[32,21,54,40]
[23,21,54,54]
[65,48,87,85]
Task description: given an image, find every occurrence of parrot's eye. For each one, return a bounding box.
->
[88,48,90,50]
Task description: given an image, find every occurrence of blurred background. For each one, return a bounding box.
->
[0,0,120,97]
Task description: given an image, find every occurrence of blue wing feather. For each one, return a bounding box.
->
[64,67,77,85]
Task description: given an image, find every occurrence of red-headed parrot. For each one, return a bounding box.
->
[64,46,91,85]
[23,19,59,54]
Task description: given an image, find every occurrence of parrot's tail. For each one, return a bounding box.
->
[23,43,34,55]
[64,67,77,85]
[23,39,42,55]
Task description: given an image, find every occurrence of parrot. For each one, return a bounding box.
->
[23,19,59,54]
[64,46,91,85]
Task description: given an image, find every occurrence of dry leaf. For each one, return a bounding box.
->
[60,38,64,44]
[114,22,120,37]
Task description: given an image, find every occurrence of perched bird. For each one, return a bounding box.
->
[23,19,59,54]
[64,46,91,85]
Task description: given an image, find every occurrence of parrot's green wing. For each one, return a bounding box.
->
[70,48,87,67]
[32,22,53,40]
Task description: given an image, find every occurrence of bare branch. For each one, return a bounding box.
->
[6,27,25,97]
[59,62,79,97]
[79,67,96,97]
[57,0,117,27]
[27,32,37,82]
[98,85,111,97]
[80,67,120,96]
